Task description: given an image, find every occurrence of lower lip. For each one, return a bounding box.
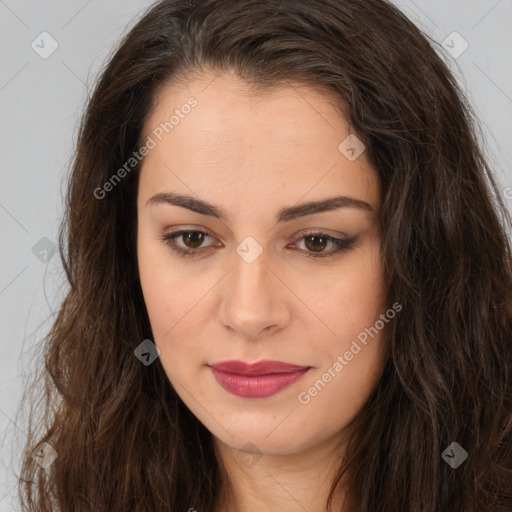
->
[209,367,311,398]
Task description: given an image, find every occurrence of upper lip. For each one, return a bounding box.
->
[208,360,310,376]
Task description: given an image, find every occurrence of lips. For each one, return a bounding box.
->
[207,360,311,398]
[208,360,310,376]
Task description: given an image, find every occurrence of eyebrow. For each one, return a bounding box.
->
[146,192,373,222]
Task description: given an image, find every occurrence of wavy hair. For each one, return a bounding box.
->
[18,0,512,510]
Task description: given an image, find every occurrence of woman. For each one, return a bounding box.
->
[18,0,512,511]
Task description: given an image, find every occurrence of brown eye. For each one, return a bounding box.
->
[304,234,329,253]
[292,232,357,259]
[162,230,217,257]
[181,231,205,249]
[162,229,356,260]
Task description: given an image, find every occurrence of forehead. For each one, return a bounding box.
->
[138,71,379,220]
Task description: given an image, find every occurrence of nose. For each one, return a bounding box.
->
[218,249,291,340]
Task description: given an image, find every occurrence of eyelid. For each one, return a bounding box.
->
[291,227,349,241]
[161,225,349,241]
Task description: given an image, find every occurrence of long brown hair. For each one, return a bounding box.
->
[18,0,512,510]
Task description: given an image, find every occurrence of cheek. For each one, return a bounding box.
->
[302,244,387,409]
[137,235,213,374]
[298,340,386,445]
[297,280,388,434]
[137,232,181,337]
[299,239,386,344]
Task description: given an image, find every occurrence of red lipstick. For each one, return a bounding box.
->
[208,360,311,398]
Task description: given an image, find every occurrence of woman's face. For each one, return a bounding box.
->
[137,71,388,457]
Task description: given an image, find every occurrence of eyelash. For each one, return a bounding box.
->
[160,229,356,259]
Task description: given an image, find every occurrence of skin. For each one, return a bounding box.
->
[137,71,388,512]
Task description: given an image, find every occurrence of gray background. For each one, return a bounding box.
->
[1,0,511,509]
